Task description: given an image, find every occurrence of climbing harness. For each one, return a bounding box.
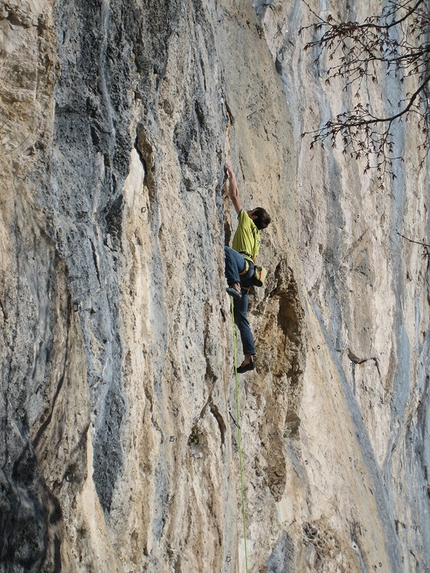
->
[239,259,249,276]
[231,296,249,573]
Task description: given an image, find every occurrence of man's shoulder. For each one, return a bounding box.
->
[238,210,258,234]
[237,209,250,223]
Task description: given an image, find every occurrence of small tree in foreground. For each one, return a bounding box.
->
[299,0,430,178]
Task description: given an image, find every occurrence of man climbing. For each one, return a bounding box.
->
[224,162,271,373]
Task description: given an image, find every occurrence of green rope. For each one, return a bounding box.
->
[231,296,249,573]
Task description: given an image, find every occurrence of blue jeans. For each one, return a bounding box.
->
[224,246,256,356]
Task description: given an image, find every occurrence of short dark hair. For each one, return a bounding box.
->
[252,207,271,230]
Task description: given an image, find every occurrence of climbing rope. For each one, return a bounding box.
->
[231,296,249,573]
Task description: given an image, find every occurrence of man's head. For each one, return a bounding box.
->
[249,208,271,230]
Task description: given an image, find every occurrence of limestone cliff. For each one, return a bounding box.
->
[0,0,429,572]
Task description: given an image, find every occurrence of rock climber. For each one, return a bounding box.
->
[224,162,271,373]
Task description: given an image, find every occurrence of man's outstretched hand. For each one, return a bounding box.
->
[224,163,241,213]
[224,162,233,177]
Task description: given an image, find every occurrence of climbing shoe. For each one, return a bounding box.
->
[226,286,242,301]
[237,361,255,374]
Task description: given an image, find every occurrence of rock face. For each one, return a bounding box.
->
[0,0,429,572]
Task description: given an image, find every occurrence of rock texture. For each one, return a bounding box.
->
[0,0,429,572]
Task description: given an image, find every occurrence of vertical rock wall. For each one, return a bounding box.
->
[0,0,429,572]
[261,0,430,571]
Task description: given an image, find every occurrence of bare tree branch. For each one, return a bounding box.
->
[398,232,430,261]
[300,0,430,175]
[398,232,430,249]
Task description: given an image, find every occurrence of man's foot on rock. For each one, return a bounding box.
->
[236,360,255,374]
[226,286,242,301]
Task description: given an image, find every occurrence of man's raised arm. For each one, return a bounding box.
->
[224,163,242,214]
